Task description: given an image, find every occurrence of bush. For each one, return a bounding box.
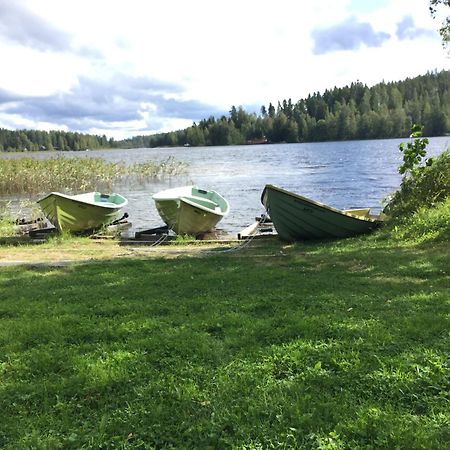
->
[384,125,450,219]
[385,149,450,218]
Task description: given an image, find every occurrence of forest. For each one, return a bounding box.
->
[1,69,449,152]
[0,129,114,153]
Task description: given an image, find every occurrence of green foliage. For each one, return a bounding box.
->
[397,124,430,175]
[0,237,448,448]
[385,149,450,218]
[430,0,450,50]
[384,128,450,219]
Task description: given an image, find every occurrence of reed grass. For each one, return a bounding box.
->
[127,156,189,182]
[0,156,188,195]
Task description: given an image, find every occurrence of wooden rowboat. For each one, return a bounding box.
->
[261,184,384,241]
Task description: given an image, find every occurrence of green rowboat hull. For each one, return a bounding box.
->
[261,184,383,241]
[38,192,128,232]
[153,186,229,235]
[154,198,224,235]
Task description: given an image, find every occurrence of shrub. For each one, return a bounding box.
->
[384,125,450,219]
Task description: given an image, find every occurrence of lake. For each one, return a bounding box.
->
[2,137,449,236]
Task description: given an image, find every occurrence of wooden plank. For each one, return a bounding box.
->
[255,214,272,223]
[14,217,48,235]
[29,227,57,238]
[91,221,133,238]
[15,223,47,235]
[237,217,276,240]
[118,238,240,246]
[135,225,169,238]
[237,221,259,240]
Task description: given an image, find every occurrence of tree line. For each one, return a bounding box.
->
[122,70,449,148]
[0,129,114,152]
[1,70,449,152]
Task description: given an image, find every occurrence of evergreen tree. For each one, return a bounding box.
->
[1,71,449,151]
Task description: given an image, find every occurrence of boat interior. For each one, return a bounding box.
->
[93,192,125,205]
[183,187,228,213]
[342,208,371,217]
[182,196,222,211]
[343,208,383,220]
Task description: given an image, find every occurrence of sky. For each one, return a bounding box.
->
[0,0,448,140]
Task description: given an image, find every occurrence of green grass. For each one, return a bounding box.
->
[387,197,450,244]
[0,220,15,237]
[0,233,449,449]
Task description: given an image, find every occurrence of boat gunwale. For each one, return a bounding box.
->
[262,184,383,223]
[153,185,230,217]
[37,191,128,209]
[152,186,194,201]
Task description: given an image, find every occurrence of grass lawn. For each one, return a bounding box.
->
[0,235,449,449]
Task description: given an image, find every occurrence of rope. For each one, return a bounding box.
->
[132,214,271,253]
[205,213,269,254]
[148,231,171,247]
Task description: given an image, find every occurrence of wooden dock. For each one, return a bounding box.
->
[14,217,48,235]
[237,215,275,240]
[25,215,278,245]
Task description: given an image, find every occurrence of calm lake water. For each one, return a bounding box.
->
[2,137,449,236]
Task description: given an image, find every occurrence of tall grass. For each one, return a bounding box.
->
[0,156,188,195]
[385,197,450,244]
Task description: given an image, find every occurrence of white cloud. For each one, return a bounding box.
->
[0,0,447,139]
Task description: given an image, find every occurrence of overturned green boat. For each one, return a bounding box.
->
[153,185,229,235]
[261,184,384,241]
[38,191,128,232]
